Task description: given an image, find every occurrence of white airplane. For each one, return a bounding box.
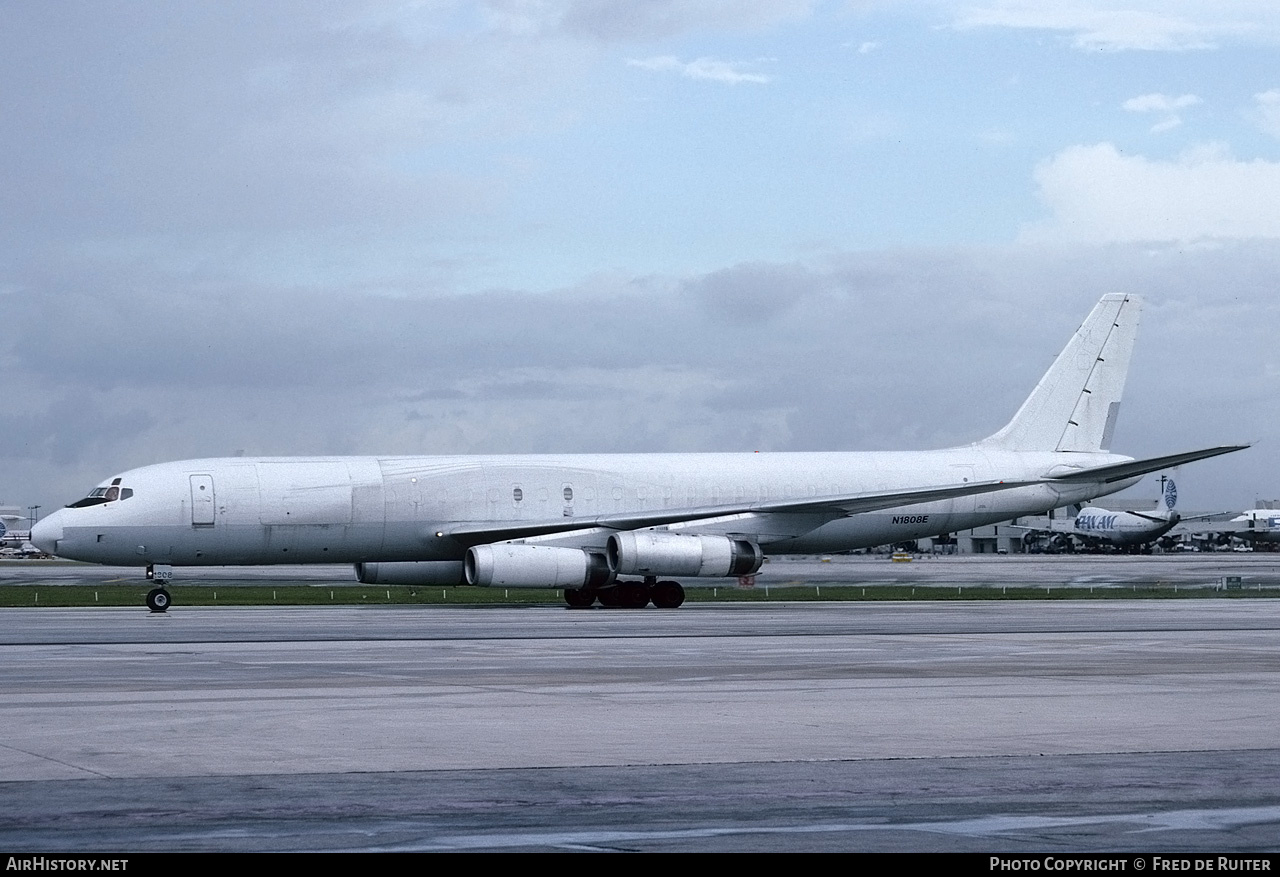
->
[1013,477,1183,551]
[1229,509,1280,543]
[1188,507,1280,547]
[0,515,30,547]
[31,294,1246,611]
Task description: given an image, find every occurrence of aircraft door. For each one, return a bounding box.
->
[190,474,216,526]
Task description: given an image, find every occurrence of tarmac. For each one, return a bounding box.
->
[1,556,1279,853]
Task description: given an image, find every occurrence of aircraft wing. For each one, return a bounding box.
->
[1185,520,1275,536]
[444,445,1248,548]
[445,477,1042,547]
[1176,511,1235,523]
[1046,445,1249,484]
[747,480,1042,516]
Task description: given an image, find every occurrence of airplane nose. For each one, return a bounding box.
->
[30,512,64,555]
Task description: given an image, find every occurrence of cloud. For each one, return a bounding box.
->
[1023,142,1280,242]
[1256,89,1280,139]
[1123,92,1201,132]
[627,55,771,84]
[2,2,1276,520]
[0,4,620,235]
[559,0,814,41]
[6,244,1278,515]
[684,262,823,324]
[952,1,1272,51]
[1123,93,1201,113]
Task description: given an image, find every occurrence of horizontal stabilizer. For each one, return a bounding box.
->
[1126,510,1174,524]
[1047,445,1249,484]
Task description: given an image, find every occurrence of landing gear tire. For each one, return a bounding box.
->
[598,583,650,609]
[146,587,171,613]
[619,582,651,609]
[564,587,596,609]
[651,580,685,609]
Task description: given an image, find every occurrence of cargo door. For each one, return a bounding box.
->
[190,474,216,526]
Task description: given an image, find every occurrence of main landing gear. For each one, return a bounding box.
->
[564,577,685,610]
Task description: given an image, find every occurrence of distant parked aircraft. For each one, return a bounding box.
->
[1013,478,1184,551]
[0,515,29,547]
[1185,506,1280,548]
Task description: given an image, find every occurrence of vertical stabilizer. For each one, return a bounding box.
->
[982,294,1141,452]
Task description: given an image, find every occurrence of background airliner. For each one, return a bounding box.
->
[1228,509,1280,543]
[31,294,1246,611]
[1185,507,1280,548]
[0,515,38,556]
[1013,477,1184,551]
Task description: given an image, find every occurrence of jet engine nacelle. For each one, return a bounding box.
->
[354,561,465,586]
[465,544,612,589]
[607,531,764,577]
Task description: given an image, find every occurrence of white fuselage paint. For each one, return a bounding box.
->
[37,448,1136,568]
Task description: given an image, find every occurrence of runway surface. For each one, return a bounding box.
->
[2,559,1280,852]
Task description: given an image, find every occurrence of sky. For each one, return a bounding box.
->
[2,0,1279,518]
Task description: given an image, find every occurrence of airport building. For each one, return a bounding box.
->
[947,523,1024,555]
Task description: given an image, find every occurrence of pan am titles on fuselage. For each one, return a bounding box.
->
[31,295,1248,611]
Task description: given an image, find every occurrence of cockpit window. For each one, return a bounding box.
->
[68,490,108,508]
[67,482,133,508]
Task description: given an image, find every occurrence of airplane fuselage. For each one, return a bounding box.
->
[1071,508,1179,546]
[1228,510,1280,544]
[38,448,1135,568]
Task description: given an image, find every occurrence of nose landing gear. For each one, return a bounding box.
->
[145,563,173,612]
[146,587,171,613]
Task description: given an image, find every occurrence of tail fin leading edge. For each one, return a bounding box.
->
[983,294,1142,453]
